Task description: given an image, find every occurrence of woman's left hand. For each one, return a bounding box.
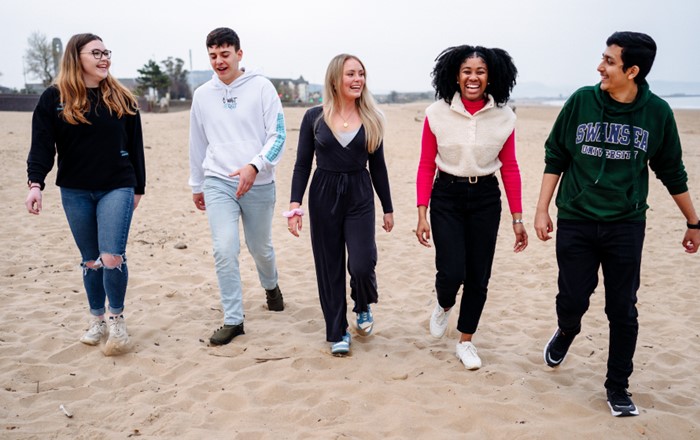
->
[134,194,142,210]
[513,222,528,253]
[382,213,394,232]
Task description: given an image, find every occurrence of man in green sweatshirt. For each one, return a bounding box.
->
[534,31,700,417]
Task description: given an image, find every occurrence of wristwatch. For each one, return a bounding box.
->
[688,221,700,230]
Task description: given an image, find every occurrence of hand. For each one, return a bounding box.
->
[286,202,302,236]
[416,218,431,247]
[229,164,258,198]
[682,229,700,254]
[513,223,528,253]
[382,213,394,232]
[192,192,206,211]
[25,187,42,215]
[134,194,142,210]
[288,215,302,237]
[534,210,553,241]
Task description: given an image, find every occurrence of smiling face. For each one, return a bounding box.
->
[79,39,110,87]
[598,44,637,97]
[457,55,488,102]
[339,57,365,102]
[208,44,243,85]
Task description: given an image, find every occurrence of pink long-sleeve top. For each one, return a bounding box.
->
[416,97,522,213]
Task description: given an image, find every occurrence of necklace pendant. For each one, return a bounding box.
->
[343,122,348,128]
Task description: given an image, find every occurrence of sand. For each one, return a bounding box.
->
[1,103,699,439]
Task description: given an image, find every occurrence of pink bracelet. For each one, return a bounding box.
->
[282,208,304,218]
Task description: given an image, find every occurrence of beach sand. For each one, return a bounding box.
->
[1,103,699,439]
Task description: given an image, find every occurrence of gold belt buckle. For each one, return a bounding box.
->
[468,176,478,184]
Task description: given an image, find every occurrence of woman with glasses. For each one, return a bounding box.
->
[25,33,145,355]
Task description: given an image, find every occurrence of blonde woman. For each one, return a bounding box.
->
[287,54,393,355]
[26,33,145,355]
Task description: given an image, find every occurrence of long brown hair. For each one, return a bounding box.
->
[322,54,384,153]
[55,33,138,125]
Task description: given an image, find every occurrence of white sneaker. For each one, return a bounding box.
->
[80,318,107,345]
[455,341,482,370]
[104,315,130,355]
[429,303,451,338]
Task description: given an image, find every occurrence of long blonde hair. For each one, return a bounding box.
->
[55,33,138,125]
[322,54,384,153]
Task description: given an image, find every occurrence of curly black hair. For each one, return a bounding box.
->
[431,45,517,106]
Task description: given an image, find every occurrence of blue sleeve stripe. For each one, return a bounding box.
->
[265,112,286,162]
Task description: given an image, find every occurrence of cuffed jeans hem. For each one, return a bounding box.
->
[89,307,106,317]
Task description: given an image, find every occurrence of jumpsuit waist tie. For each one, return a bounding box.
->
[317,168,365,215]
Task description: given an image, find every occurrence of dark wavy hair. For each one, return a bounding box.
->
[606,31,656,85]
[431,45,517,106]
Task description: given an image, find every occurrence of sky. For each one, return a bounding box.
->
[1,0,698,96]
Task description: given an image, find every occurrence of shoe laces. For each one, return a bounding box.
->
[109,316,126,337]
[459,341,478,357]
[609,389,633,404]
[435,307,449,325]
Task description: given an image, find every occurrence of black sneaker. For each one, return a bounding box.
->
[606,388,639,417]
[265,285,284,312]
[543,328,576,367]
[209,323,245,346]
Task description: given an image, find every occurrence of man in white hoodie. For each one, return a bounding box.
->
[189,27,286,345]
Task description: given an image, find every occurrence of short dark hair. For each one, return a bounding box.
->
[606,31,656,84]
[206,27,240,50]
[431,45,517,106]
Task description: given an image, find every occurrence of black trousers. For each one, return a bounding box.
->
[555,219,645,390]
[309,169,377,342]
[430,174,501,334]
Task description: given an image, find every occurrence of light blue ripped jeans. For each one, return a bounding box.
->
[203,176,278,325]
[61,187,134,316]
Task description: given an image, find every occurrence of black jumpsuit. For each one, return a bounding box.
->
[290,106,393,342]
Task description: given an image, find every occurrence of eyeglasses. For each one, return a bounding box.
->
[81,49,112,60]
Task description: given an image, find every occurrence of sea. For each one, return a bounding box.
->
[539,95,700,110]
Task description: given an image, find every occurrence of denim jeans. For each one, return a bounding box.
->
[61,187,134,316]
[430,175,502,334]
[555,219,645,390]
[203,177,278,325]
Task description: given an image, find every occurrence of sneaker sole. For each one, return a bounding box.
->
[79,338,101,346]
[607,401,639,417]
[356,324,373,336]
[456,355,481,370]
[543,330,566,368]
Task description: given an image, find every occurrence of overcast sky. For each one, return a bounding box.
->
[1,0,698,95]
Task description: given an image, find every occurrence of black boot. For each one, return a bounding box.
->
[265,285,284,311]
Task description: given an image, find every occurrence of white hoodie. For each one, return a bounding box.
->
[188,69,286,193]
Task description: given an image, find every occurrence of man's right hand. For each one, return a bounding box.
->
[193,193,206,211]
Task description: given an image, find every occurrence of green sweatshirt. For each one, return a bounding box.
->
[544,83,688,221]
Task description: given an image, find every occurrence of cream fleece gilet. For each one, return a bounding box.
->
[425,92,515,177]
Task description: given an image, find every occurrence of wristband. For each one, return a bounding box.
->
[512,219,524,225]
[282,208,304,218]
[249,163,259,173]
[29,183,41,190]
[688,221,700,230]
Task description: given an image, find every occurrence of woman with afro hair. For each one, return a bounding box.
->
[415,45,528,369]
